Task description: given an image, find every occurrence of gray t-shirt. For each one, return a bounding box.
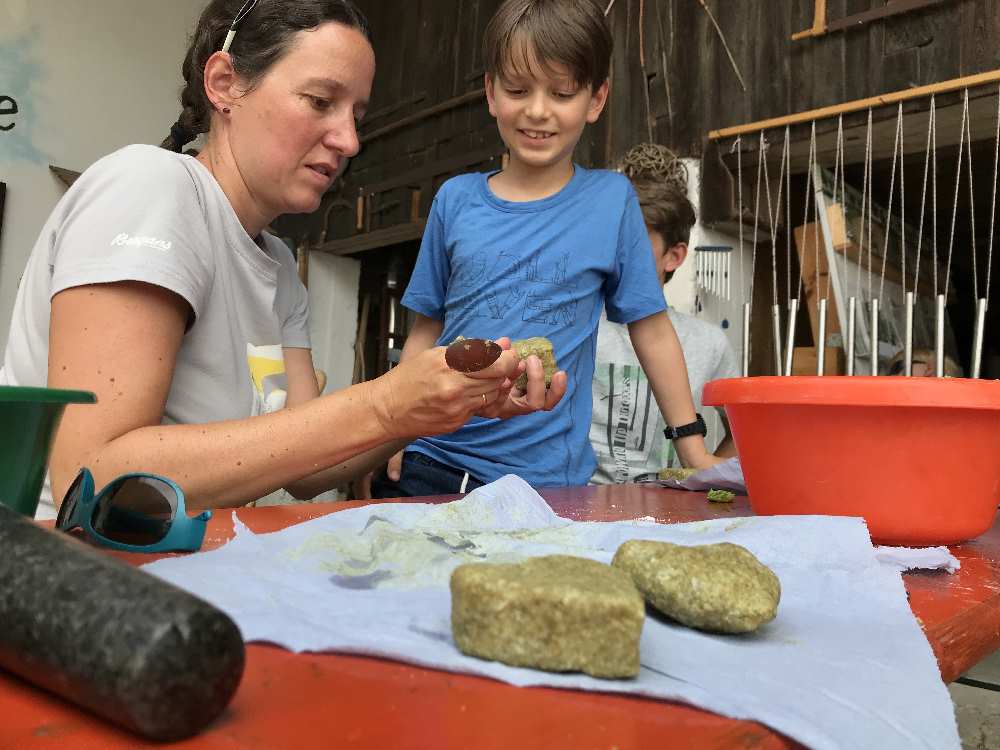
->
[589,308,739,484]
[2,144,311,518]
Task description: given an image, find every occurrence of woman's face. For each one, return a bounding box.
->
[228,21,375,218]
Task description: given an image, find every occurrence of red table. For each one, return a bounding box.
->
[2,484,999,749]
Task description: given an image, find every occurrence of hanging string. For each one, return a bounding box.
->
[944,90,970,303]
[965,105,978,304]
[785,125,792,305]
[829,115,845,301]
[931,96,939,298]
[913,98,936,294]
[734,137,745,297]
[868,110,876,305]
[899,105,906,297]
[856,109,872,304]
[749,131,766,320]
[878,104,904,302]
[986,84,1000,304]
[798,121,818,303]
[760,129,788,312]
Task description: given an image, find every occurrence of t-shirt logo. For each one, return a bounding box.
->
[110,233,172,251]
[246,343,288,416]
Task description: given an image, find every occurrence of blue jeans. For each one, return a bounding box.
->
[370,452,486,499]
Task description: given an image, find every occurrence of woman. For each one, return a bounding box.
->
[1,0,563,518]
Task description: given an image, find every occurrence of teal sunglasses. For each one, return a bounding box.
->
[56,468,211,553]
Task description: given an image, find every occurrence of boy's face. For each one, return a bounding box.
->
[485,54,608,173]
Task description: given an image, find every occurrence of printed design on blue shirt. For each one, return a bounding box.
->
[459,250,576,326]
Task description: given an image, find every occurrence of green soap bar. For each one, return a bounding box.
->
[658,467,699,482]
[451,555,644,679]
[707,489,735,503]
[613,539,780,634]
[512,337,557,391]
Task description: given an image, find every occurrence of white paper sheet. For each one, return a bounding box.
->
[143,475,959,750]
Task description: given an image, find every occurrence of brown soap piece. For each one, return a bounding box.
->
[451,555,644,679]
[512,337,557,391]
[612,540,780,634]
[445,337,502,373]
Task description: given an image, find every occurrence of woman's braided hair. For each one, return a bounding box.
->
[160,0,370,152]
[618,143,696,250]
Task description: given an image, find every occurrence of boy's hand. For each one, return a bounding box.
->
[387,451,403,481]
[484,355,567,419]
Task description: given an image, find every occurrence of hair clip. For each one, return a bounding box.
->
[221,0,260,53]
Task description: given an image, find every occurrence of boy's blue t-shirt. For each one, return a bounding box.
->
[401,165,667,487]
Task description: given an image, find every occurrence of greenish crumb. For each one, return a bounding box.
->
[707,489,735,503]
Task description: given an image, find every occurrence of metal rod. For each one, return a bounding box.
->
[742,302,751,377]
[846,297,857,376]
[784,298,798,376]
[727,253,732,300]
[972,298,987,378]
[772,303,783,375]
[935,294,946,377]
[871,299,880,375]
[904,292,915,377]
[817,298,828,375]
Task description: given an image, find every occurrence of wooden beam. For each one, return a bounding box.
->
[360,88,486,144]
[791,0,827,41]
[708,69,1000,140]
[792,0,950,40]
[360,148,503,196]
[312,221,426,257]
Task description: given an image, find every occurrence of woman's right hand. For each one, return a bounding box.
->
[364,346,520,440]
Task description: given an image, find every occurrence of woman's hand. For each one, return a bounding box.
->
[365,345,520,440]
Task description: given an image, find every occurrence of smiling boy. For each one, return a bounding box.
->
[372,0,717,498]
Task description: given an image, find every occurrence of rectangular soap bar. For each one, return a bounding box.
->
[450,555,644,679]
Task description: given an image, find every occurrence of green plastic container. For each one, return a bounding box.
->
[0,386,95,516]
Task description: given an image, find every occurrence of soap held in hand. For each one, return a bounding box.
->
[613,539,780,634]
[445,337,503,373]
[511,337,557,392]
[451,554,644,679]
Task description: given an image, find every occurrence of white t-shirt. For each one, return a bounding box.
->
[1,145,311,518]
[589,308,739,484]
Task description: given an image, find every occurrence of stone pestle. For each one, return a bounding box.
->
[0,503,244,741]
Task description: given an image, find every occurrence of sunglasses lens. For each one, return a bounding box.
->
[91,476,177,546]
[56,472,87,529]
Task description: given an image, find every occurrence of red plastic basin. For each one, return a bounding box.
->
[703,376,1000,546]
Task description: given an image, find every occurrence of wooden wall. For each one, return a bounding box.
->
[290,0,1000,249]
[282,0,1000,378]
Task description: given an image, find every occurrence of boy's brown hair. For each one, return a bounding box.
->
[482,0,612,91]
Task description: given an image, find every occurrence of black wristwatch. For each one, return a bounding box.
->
[664,414,707,441]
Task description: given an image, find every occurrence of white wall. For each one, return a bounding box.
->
[0,0,207,350]
[306,252,360,392]
[666,158,750,363]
